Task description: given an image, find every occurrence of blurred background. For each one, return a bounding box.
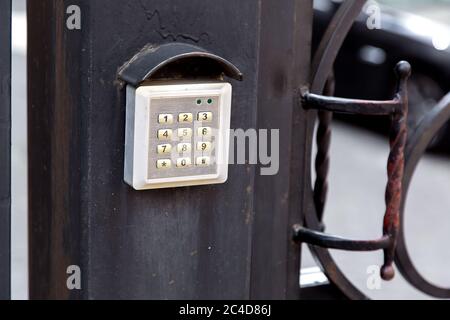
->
[9,0,450,299]
[11,0,27,300]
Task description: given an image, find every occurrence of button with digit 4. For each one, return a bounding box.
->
[158,129,173,140]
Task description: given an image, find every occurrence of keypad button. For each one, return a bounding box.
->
[158,114,173,124]
[157,129,173,140]
[197,142,212,152]
[178,128,193,139]
[197,112,213,122]
[157,144,172,155]
[198,127,212,138]
[177,158,192,168]
[178,113,193,123]
[177,143,192,154]
[196,157,211,167]
[157,159,172,169]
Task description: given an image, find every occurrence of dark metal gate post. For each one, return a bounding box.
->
[0,0,11,301]
[28,0,313,299]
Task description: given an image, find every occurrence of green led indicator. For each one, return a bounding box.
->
[207,98,213,104]
[196,99,202,105]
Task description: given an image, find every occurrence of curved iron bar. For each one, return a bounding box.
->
[293,225,391,251]
[306,94,400,115]
[395,93,450,298]
[300,0,368,299]
[299,61,411,281]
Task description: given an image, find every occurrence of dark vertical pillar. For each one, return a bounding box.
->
[28,0,313,299]
[250,0,313,299]
[0,0,11,300]
[28,0,84,300]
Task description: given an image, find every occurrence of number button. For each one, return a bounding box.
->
[157,159,172,169]
[157,129,173,140]
[158,114,173,124]
[157,144,172,155]
[197,112,213,122]
[197,127,212,138]
[178,113,193,123]
[177,158,192,168]
[196,157,211,167]
[178,128,193,139]
[197,142,212,152]
[177,143,192,154]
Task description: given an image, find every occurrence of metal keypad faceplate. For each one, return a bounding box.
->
[148,96,220,179]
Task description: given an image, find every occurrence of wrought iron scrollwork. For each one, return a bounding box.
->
[295,0,450,299]
[296,60,411,281]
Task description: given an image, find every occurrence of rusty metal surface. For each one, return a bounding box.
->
[381,61,410,280]
[299,61,410,280]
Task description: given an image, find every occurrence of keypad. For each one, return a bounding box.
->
[124,82,233,190]
[148,96,219,179]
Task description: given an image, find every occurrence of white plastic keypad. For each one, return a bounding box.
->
[124,82,232,190]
